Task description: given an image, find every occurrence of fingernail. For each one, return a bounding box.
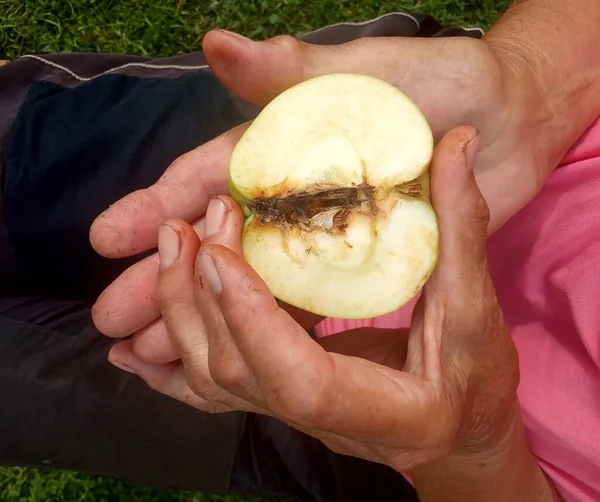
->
[218,29,250,42]
[158,224,180,269]
[204,198,226,238]
[110,360,137,374]
[198,253,222,296]
[465,130,480,172]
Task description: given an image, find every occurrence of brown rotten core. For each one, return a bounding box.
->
[248,180,422,232]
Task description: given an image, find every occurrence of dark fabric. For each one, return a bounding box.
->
[0,307,243,495]
[2,71,245,298]
[0,12,483,502]
[232,414,419,501]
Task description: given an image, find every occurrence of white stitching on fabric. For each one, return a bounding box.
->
[459,26,485,35]
[303,12,421,35]
[17,54,209,82]
[100,61,209,75]
[17,17,484,82]
[302,14,484,37]
[18,55,90,82]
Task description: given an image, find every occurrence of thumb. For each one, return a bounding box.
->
[202,29,416,108]
[154,219,209,365]
[429,126,490,288]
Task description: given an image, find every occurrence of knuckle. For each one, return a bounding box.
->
[158,302,202,343]
[131,340,160,363]
[266,381,327,426]
[155,285,176,311]
[211,358,251,391]
[268,34,303,54]
[187,372,219,401]
[164,150,212,201]
[472,191,491,227]
[156,277,186,308]
[178,336,208,360]
[178,359,219,402]
[266,34,310,69]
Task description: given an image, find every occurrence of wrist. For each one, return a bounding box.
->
[409,405,560,502]
[486,40,571,175]
[484,3,600,175]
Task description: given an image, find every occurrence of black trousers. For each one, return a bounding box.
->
[0,14,482,502]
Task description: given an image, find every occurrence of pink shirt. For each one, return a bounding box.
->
[315,118,600,501]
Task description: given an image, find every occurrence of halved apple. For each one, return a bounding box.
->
[228,73,439,319]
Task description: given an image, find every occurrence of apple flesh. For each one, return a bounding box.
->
[228,73,439,319]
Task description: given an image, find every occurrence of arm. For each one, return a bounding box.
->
[485,0,600,177]
[406,5,600,498]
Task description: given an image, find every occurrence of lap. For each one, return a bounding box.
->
[0,299,418,501]
[0,302,242,494]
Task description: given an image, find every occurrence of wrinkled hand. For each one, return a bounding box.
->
[91,29,544,365]
[108,127,521,471]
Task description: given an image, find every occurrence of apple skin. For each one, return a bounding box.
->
[228,73,439,319]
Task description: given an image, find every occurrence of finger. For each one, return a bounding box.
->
[128,196,244,363]
[191,196,323,406]
[108,340,228,413]
[428,126,490,288]
[90,124,247,259]
[92,217,206,338]
[204,195,324,330]
[155,218,212,391]
[128,300,324,365]
[192,197,265,406]
[156,211,261,410]
[91,253,160,338]
[108,340,262,414]
[202,30,423,108]
[201,196,244,252]
[197,241,328,413]
[425,127,511,365]
[200,244,425,436]
[131,318,179,364]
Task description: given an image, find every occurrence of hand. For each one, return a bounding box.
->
[91,29,546,365]
[108,127,521,471]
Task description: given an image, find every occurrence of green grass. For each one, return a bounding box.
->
[0,0,511,60]
[0,0,510,500]
[0,467,272,502]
